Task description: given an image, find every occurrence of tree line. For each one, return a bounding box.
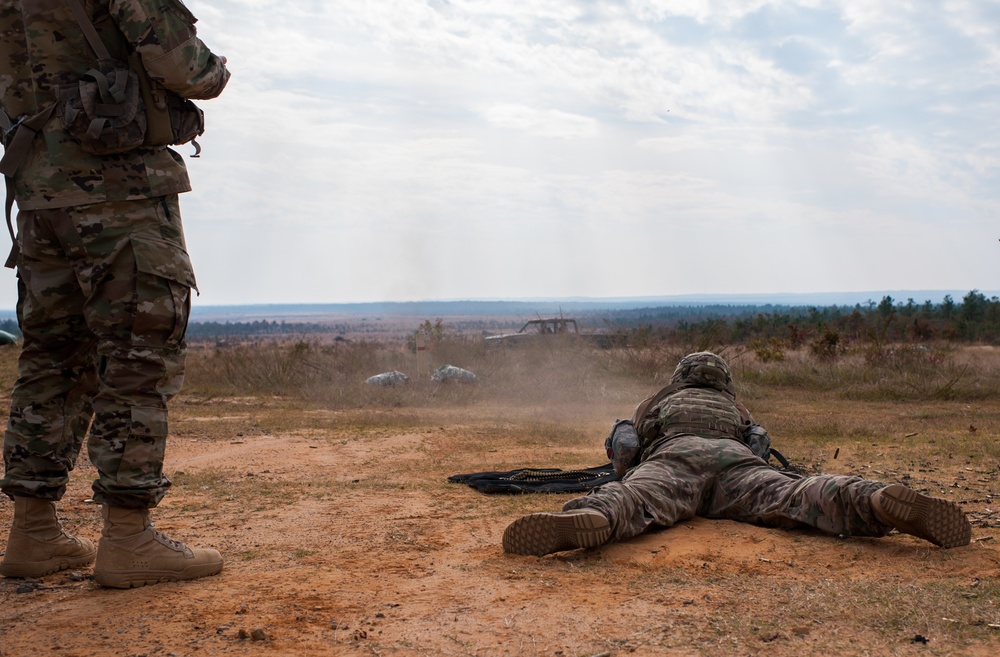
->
[607,291,1000,361]
[3,291,997,348]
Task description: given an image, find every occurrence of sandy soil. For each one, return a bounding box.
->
[1,395,999,657]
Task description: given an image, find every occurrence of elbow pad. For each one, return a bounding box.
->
[605,419,641,476]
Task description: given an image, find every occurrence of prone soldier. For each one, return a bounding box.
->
[503,352,972,556]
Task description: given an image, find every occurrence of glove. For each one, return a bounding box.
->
[605,419,641,476]
[743,424,772,461]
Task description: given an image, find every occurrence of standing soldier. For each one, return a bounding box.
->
[503,352,972,556]
[0,0,229,587]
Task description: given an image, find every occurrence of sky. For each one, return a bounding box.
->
[8,0,1000,308]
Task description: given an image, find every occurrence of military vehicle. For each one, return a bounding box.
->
[484,318,620,348]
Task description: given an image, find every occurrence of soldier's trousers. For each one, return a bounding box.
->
[564,435,891,540]
[1,196,196,508]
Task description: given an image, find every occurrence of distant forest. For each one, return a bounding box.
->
[608,291,1000,362]
[180,290,1000,346]
[1,290,997,348]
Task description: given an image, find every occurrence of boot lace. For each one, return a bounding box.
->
[148,522,189,553]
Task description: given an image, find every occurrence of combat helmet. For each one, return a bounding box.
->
[669,351,736,397]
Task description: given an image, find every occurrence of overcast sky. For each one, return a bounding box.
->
[8,0,1000,308]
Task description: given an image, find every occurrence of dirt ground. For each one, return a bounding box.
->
[1,389,999,657]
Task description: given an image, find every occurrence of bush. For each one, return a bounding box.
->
[809,329,840,362]
[750,337,786,363]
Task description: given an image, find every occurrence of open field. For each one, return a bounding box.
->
[1,339,999,657]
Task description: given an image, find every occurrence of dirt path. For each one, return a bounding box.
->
[2,397,999,657]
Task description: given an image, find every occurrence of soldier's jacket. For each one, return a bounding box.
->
[0,0,230,209]
[638,387,747,457]
[631,352,752,459]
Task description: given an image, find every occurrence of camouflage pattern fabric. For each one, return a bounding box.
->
[564,435,891,541]
[1,1,224,508]
[668,351,737,396]
[638,386,747,455]
[2,195,194,507]
[0,0,229,210]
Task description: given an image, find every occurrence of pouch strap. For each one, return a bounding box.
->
[1,104,57,270]
[4,177,18,269]
[86,117,110,140]
[0,104,57,178]
[63,0,113,61]
[85,68,129,107]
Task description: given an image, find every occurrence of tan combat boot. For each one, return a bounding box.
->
[871,484,972,548]
[93,506,223,588]
[502,508,611,556]
[0,496,97,578]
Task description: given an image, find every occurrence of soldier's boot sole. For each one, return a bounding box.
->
[871,484,971,548]
[93,563,223,589]
[502,509,610,556]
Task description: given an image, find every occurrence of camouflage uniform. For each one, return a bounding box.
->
[563,353,892,541]
[0,0,229,508]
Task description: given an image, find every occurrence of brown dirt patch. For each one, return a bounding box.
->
[2,393,999,657]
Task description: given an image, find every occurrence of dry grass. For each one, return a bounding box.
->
[183,337,648,415]
[735,343,1000,403]
[178,337,1000,478]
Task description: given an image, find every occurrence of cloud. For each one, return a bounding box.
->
[160,1,1000,302]
[3,1,997,309]
[481,104,599,138]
